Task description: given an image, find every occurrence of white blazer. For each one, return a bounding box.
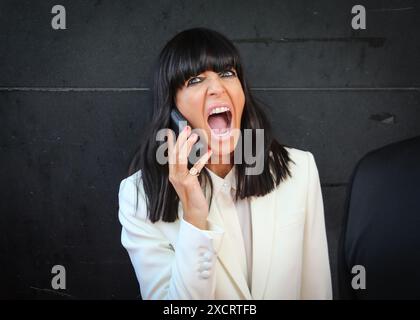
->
[118,147,332,300]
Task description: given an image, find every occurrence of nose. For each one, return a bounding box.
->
[207,76,226,96]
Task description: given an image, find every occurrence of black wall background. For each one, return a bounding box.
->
[1,0,419,299]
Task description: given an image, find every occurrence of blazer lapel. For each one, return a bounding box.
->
[207,200,253,300]
[250,191,277,300]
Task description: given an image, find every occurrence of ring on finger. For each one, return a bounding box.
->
[189,167,200,176]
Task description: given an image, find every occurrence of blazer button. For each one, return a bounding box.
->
[200,270,210,279]
[198,261,212,272]
[202,261,212,270]
[198,247,208,256]
[203,251,213,261]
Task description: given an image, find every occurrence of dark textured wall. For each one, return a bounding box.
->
[1,0,419,299]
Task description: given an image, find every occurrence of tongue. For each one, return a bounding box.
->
[208,113,228,130]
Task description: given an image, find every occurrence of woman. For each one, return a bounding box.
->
[118,28,332,300]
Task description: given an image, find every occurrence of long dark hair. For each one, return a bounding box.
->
[128,27,293,223]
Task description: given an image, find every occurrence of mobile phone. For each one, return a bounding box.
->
[169,108,206,163]
[170,108,189,136]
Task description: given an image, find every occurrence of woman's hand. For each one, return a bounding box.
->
[167,126,213,230]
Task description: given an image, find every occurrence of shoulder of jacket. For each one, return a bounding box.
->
[118,169,148,220]
[279,147,319,188]
[283,146,313,166]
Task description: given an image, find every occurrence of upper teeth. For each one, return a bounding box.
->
[210,106,230,115]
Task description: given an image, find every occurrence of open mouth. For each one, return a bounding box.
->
[207,106,233,137]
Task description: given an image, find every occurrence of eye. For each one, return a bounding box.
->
[220,69,236,77]
[186,76,202,87]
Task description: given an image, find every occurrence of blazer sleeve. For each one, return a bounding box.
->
[300,152,333,299]
[118,174,224,300]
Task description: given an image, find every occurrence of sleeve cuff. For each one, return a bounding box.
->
[179,217,224,253]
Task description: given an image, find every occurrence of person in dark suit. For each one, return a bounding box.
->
[339,136,420,299]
